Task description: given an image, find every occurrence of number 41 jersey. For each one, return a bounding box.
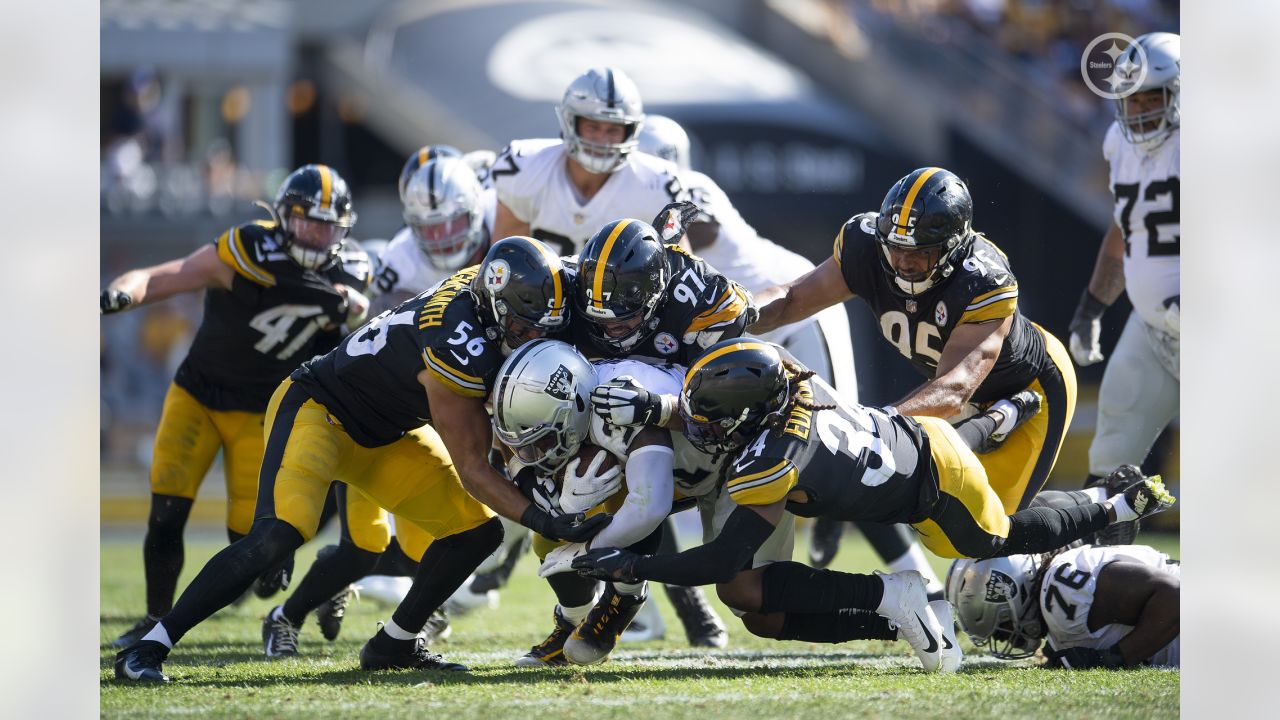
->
[176,221,371,412]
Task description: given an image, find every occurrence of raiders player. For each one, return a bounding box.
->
[114,238,609,682]
[489,66,688,256]
[573,340,1176,672]
[753,167,1077,549]
[1068,33,1180,545]
[947,537,1179,668]
[101,164,373,649]
[636,116,944,599]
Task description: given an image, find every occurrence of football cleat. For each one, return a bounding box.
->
[929,599,963,673]
[1121,472,1176,520]
[252,563,291,599]
[515,606,575,667]
[262,607,300,658]
[419,607,453,645]
[808,517,845,568]
[666,584,728,648]
[564,587,646,665]
[359,635,467,672]
[317,585,357,642]
[114,640,171,683]
[111,614,161,649]
[1087,464,1145,545]
[620,594,666,643]
[875,570,945,672]
[976,390,1043,454]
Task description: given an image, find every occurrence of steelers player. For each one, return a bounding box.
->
[573,340,1175,672]
[752,167,1077,542]
[115,238,609,682]
[100,164,373,649]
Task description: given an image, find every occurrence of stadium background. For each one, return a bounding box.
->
[99,0,1180,529]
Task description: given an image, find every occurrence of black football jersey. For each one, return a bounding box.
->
[723,370,938,524]
[570,244,752,367]
[292,266,507,448]
[833,212,1052,403]
[174,222,372,412]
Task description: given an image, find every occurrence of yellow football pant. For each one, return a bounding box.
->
[342,485,435,560]
[910,416,1012,559]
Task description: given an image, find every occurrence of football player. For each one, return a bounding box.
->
[101,164,373,649]
[1068,33,1180,545]
[946,536,1179,668]
[636,115,945,600]
[489,66,688,256]
[114,238,610,682]
[751,167,1078,563]
[573,340,1175,672]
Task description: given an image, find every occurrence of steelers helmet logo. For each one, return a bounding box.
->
[653,332,678,355]
[484,259,511,291]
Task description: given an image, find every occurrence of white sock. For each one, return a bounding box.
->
[614,580,646,598]
[141,622,174,649]
[559,596,599,626]
[269,605,287,622]
[1108,493,1139,522]
[886,546,944,597]
[1082,486,1108,503]
[383,617,417,640]
[989,399,1019,435]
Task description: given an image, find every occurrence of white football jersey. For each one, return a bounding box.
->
[588,358,724,501]
[370,188,497,298]
[1040,544,1180,667]
[491,138,687,256]
[1103,124,1180,331]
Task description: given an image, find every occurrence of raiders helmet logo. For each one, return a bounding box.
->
[984,570,1015,603]
[544,364,573,401]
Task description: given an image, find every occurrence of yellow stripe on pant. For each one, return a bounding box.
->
[910,416,1010,559]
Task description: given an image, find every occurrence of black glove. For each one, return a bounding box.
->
[521,504,612,543]
[651,201,703,243]
[590,376,675,427]
[100,289,134,315]
[1068,289,1109,366]
[571,547,641,583]
[1047,644,1126,669]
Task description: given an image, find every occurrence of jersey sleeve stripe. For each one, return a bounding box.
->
[959,295,1018,324]
[217,228,276,287]
[727,460,791,488]
[686,285,749,334]
[422,348,487,397]
[728,465,798,505]
[832,225,847,269]
[684,340,776,385]
[967,286,1019,309]
[894,167,943,236]
[590,219,634,310]
[423,347,485,384]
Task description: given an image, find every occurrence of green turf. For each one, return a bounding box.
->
[101,526,1179,719]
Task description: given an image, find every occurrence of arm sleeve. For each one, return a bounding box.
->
[629,504,776,586]
[587,445,674,550]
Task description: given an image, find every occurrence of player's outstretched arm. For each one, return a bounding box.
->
[893,315,1011,417]
[1069,222,1127,365]
[492,200,531,242]
[751,257,853,334]
[101,244,234,314]
[1089,560,1180,666]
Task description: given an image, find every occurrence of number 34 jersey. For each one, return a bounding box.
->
[176,221,371,412]
[292,267,506,448]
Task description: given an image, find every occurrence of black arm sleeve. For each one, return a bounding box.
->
[629,505,775,586]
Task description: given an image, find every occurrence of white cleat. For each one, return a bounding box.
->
[356,575,412,606]
[929,599,963,673]
[876,570,944,672]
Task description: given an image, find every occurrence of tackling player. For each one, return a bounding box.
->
[1067,33,1180,545]
[101,164,373,649]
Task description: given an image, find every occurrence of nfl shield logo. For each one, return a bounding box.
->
[654,332,678,355]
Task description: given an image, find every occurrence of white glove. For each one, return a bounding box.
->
[590,376,675,427]
[1163,296,1180,337]
[559,452,623,514]
[538,541,589,577]
[1069,318,1105,366]
[338,284,370,327]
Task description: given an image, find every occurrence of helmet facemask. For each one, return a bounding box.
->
[1115,84,1179,152]
[491,340,596,475]
[272,165,355,270]
[403,158,488,271]
[556,67,644,175]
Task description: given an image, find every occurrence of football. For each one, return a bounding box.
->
[554,444,618,483]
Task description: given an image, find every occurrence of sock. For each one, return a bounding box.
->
[1082,487,1107,503]
[560,598,598,625]
[996,504,1111,557]
[759,561,884,614]
[383,618,417,641]
[282,542,379,627]
[141,621,174,649]
[952,413,1000,451]
[1109,493,1138,522]
[143,494,193,616]
[778,610,898,643]
[614,580,646,599]
[988,399,1019,435]
[885,545,944,597]
[389,518,502,635]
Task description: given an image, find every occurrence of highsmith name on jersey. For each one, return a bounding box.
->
[834,212,1051,403]
[176,221,371,412]
[490,138,687,256]
[291,267,505,447]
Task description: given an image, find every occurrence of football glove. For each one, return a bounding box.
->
[1068,289,1108,366]
[538,541,588,577]
[1162,295,1180,337]
[521,504,612,543]
[560,452,624,514]
[1046,644,1126,669]
[590,376,676,427]
[571,547,641,584]
[512,466,561,514]
[100,289,134,315]
[651,200,703,243]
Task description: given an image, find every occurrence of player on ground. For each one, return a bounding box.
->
[573,340,1175,671]
[947,536,1179,668]
[114,238,609,682]
[101,164,373,648]
[1068,33,1180,545]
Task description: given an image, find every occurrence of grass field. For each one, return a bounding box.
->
[101,525,1180,719]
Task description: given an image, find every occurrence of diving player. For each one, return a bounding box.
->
[101,164,373,649]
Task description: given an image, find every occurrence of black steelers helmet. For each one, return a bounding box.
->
[680,339,791,455]
[272,164,357,270]
[398,144,462,203]
[575,218,670,355]
[874,167,974,296]
[471,237,570,353]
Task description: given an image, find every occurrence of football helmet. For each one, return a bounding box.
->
[491,339,597,475]
[1115,32,1180,152]
[398,144,462,202]
[403,157,489,271]
[471,237,570,354]
[556,67,644,175]
[945,555,1047,659]
[636,114,690,171]
[874,167,974,296]
[575,218,669,355]
[272,164,356,270]
[679,339,791,455]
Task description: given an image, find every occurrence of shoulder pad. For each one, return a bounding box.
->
[954,238,1019,325]
[215,222,289,287]
[418,268,502,398]
[723,449,798,507]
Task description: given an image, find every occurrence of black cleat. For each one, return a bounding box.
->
[976,391,1042,454]
[114,640,171,683]
[1120,473,1176,521]
[252,564,292,599]
[262,607,300,658]
[111,614,161,649]
[564,587,647,664]
[665,584,728,649]
[1087,464,1145,545]
[359,635,467,672]
[808,517,845,568]
[316,585,357,642]
[516,606,576,667]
